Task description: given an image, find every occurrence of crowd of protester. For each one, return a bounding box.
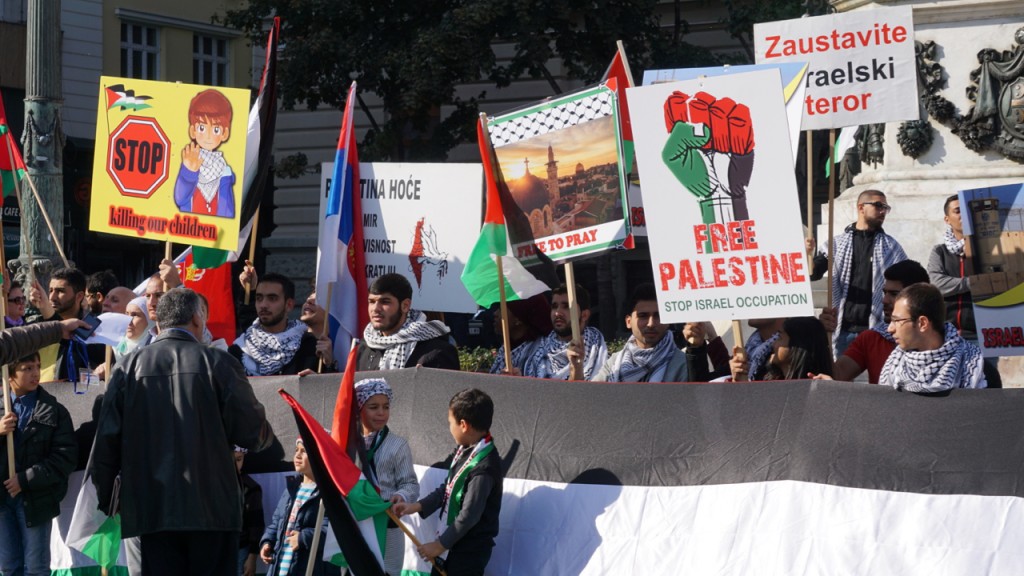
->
[0,188,1005,575]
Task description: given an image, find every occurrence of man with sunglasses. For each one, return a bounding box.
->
[881,283,991,391]
[809,189,907,357]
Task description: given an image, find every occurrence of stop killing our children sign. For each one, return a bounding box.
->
[754,5,918,130]
[627,68,814,323]
[89,77,249,250]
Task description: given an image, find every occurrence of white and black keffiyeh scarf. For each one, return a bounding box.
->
[363,310,450,370]
[744,330,779,381]
[869,321,895,344]
[604,332,678,383]
[197,148,229,205]
[824,224,907,348]
[490,338,544,375]
[523,326,608,380]
[943,226,965,257]
[879,323,986,392]
[234,319,308,376]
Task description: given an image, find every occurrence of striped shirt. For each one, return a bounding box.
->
[278,482,315,575]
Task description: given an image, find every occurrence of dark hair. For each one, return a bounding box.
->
[857,189,885,204]
[623,283,657,316]
[9,280,22,292]
[369,273,412,302]
[765,317,833,380]
[552,283,590,311]
[7,351,41,372]
[449,388,494,432]
[943,194,959,215]
[86,270,119,295]
[51,267,87,294]
[259,272,295,300]
[897,283,945,335]
[883,260,929,287]
[156,288,202,328]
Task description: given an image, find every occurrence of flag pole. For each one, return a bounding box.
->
[317,282,333,373]
[564,262,581,344]
[103,346,112,381]
[5,137,69,267]
[386,508,448,576]
[4,133,41,284]
[163,241,173,291]
[304,501,327,576]
[244,207,261,305]
[496,256,514,372]
[826,128,837,312]
[0,214,13,478]
[805,131,813,239]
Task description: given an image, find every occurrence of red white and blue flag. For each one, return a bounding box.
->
[316,81,368,368]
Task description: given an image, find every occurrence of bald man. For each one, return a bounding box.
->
[102,287,137,314]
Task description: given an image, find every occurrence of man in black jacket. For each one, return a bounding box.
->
[91,288,274,575]
[357,273,459,371]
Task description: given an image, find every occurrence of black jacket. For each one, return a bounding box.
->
[356,335,460,371]
[0,386,77,526]
[90,330,274,538]
[259,475,328,576]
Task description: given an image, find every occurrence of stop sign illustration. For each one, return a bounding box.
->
[106,116,170,198]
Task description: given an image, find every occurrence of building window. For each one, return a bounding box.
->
[120,23,159,79]
[193,34,229,86]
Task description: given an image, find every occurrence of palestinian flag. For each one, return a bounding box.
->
[602,41,636,174]
[64,442,122,573]
[104,84,152,111]
[0,89,26,203]
[279,389,389,576]
[314,369,1024,576]
[460,116,557,308]
[191,16,280,270]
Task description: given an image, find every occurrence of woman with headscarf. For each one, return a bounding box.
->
[729,317,833,381]
[113,296,153,360]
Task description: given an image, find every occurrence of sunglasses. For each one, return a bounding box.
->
[7,296,26,305]
[860,201,891,212]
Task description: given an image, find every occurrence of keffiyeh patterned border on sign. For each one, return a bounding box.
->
[488,91,615,148]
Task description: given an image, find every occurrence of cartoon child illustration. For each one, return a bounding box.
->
[173,89,236,218]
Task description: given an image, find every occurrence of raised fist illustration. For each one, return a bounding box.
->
[661,90,755,229]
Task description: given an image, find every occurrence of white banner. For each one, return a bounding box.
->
[320,162,482,313]
[754,6,918,130]
[627,69,814,323]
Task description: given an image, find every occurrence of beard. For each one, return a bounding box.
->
[373,308,403,333]
[258,309,287,328]
[553,323,572,338]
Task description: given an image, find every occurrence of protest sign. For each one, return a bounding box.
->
[320,162,482,313]
[486,83,631,261]
[627,69,814,323]
[959,183,1024,357]
[89,77,249,250]
[644,63,808,166]
[754,6,917,130]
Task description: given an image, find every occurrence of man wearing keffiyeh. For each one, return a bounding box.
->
[881,283,988,392]
[810,189,907,357]
[357,273,460,371]
[815,260,929,384]
[594,284,690,383]
[230,273,320,376]
[538,284,607,380]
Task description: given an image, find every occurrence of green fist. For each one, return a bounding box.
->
[662,121,711,199]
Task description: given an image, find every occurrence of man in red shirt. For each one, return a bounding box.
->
[815,260,929,383]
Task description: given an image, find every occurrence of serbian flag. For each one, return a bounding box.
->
[602,40,636,173]
[316,81,368,368]
[0,90,26,230]
[459,116,557,308]
[279,389,389,576]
